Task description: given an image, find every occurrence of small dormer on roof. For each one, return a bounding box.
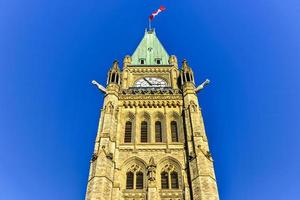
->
[131,29,169,66]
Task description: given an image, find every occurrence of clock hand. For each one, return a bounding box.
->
[143,78,152,86]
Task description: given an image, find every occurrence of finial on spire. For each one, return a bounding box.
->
[112,60,119,71]
[123,55,132,65]
[169,55,178,67]
[182,59,190,70]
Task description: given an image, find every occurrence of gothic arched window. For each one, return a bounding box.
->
[171,171,179,189]
[111,73,115,82]
[171,121,179,142]
[155,121,162,142]
[141,121,148,143]
[186,73,191,82]
[136,172,144,189]
[126,172,134,189]
[161,170,180,189]
[124,121,132,143]
[116,74,119,83]
[161,172,169,189]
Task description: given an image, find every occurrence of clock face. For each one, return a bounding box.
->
[135,77,167,88]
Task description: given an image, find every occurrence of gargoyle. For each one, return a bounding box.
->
[92,80,107,94]
[195,79,210,93]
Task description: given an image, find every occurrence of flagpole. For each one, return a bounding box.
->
[148,19,152,31]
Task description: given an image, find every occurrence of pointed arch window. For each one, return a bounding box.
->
[126,172,134,189]
[171,171,179,189]
[141,121,148,143]
[161,170,180,189]
[136,172,144,189]
[186,73,191,82]
[171,121,179,142]
[116,74,119,83]
[111,73,115,82]
[124,121,132,143]
[161,172,169,189]
[155,121,162,142]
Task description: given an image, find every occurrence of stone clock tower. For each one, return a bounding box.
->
[85,29,219,200]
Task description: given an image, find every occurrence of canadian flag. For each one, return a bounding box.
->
[149,6,166,21]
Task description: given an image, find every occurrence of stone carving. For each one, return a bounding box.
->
[195,79,210,93]
[168,55,178,65]
[120,95,182,101]
[188,151,196,161]
[147,157,157,182]
[105,102,114,114]
[128,164,142,172]
[197,145,213,161]
[121,88,182,95]
[102,145,113,160]
[122,100,181,108]
[162,164,175,172]
[91,153,98,162]
[92,80,107,94]
[189,101,197,112]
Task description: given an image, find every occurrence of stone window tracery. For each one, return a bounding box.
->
[126,164,145,190]
[160,163,180,190]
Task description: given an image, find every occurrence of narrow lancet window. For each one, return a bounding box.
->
[155,121,162,142]
[124,121,132,143]
[171,171,179,189]
[136,172,144,189]
[141,121,148,143]
[126,172,134,189]
[161,172,169,189]
[171,121,179,142]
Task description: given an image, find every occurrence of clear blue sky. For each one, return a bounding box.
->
[0,0,299,199]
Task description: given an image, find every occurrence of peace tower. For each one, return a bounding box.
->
[85,29,220,200]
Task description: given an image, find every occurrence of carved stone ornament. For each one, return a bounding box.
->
[188,151,196,161]
[105,102,114,114]
[122,100,182,108]
[147,157,157,181]
[101,145,113,160]
[128,164,142,172]
[91,153,98,162]
[189,101,197,112]
[197,145,213,161]
[121,88,182,95]
[162,164,175,172]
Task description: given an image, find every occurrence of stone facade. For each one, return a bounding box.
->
[85,30,219,200]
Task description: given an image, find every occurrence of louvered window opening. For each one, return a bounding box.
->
[124,121,132,143]
[171,121,179,142]
[136,172,144,189]
[161,172,169,189]
[126,172,134,189]
[155,121,162,142]
[141,121,148,142]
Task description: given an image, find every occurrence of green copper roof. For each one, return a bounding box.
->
[131,29,169,65]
